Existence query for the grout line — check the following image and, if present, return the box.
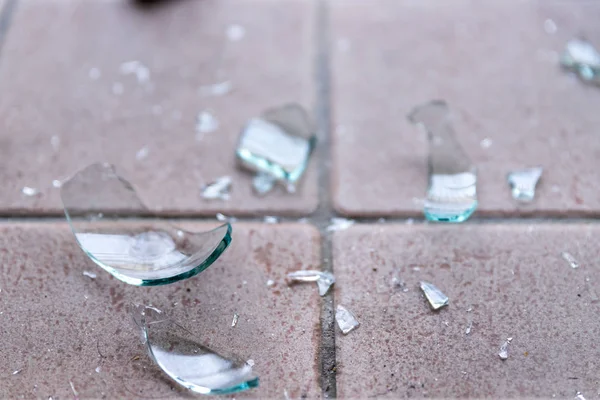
[0,0,17,58]
[313,0,337,397]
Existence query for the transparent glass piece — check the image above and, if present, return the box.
[561,251,579,269]
[408,100,477,222]
[131,305,258,395]
[419,281,449,310]
[60,163,232,286]
[560,38,600,85]
[326,217,355,232]
[498,337,512,360]
[575,392,586,400]
[201,176,232,201]
[507,167,543,202]
[335,305,360,334]
[236,103,316,191]
[252,172,276,196]
[287,270,335,296]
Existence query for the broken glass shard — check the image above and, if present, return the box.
[561,38,600,84]
[199,81,232,97]
[561,251,579,269]
[507,167,543,202]
[408,100,477,222]
[22,186,39,197]
[196,111,219,137]
[201,176,232,201]
[287,270,335,296]
[575,392,586,400]
[236,104,316,194]
[131,304,258,395]
[499,338,512,360]
[231,313,239,327]
[252,172,276,196]
[326,218,355,232]
[419,281,449,310]
[60,163,232,286]
[335,305,359,334]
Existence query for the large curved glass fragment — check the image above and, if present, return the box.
[60,163,232,286]
[236,103,317,195]
[560,38,600,85]
[131,305,259,395]
[408,100,477,222]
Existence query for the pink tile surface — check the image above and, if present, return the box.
[333,223,600,398]
[0,0,317,216]
[0,222,322,398]
[331,0,600,217]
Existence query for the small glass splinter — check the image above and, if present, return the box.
[507,167,543,202]
[560,38,600,85]
[287,270,335,296]
[498,337,512,360]
[60,163,232,286]
[236,103,317,195]
[131,304,258,395]
[420,281,449,310]
[408,100,477,222]
[335,305,360,334]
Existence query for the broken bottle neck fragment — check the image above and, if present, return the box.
[408,100,477,222]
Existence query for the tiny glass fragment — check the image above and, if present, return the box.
[201,176,232,201]
[287,270,335,296]
[52,180,62,188]
[408,100,477,222]
[507,167,543,202]
[465,321,473,335]
[575,391,586,400]
[419,281,449,310]
[335,305,360,334]
[252,172,276,196]
[561,251,579,269]
[135,146,149,161]
[82,271,97,279]
[499,338,512,360]
[196,111,219,136]
[199,81,232,97]
[60,163,232,286]
[236,104,316,194]
[561,39,600,85]
[22,186,39,197]
[119,60,150,84]
[131,304,258,395]
[231,313,239,327]
[326,218,355,232]
[263,216,278,224]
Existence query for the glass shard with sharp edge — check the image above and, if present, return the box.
[287,270,335,296]
[561,251,579,269]
[236,103,316,194]
[507,167,543,202]
[560,38,600,85]
[335,305,360,334]
[408,100,477,222]
[498,337,512,360]
[60,163,232,286]
[419,281,449,310]
[201,176,232,201]
[131,304,258,395]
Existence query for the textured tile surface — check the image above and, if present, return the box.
[0,0,317,216]
[0,222,321,398]
[331,0,600,217]
[333,223,600,398]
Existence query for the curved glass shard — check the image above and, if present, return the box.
[507,167,543,202]
[419,281,449,310]
[287,270,335,296]
[335,305,360,334]
[408,101,477,222]
[131,305,259,395]
[236,103,316,195]
[60,163,232,286]
[560,38,600,85]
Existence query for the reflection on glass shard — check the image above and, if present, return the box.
[465,321,473,335]
[201,176,232,201]
[22,186,39,197]
[499,337,512,360]
[287,270,335,296]
[60,163,232,286]
[82,271,97,279]
[561,39,600,84]
[575,391,586,400]
[131,305,258,395]
[252,172,276,196]
[231,313,239,328]
[561,251,579,269]
[236,104,316,194]
[335,305,360,334]
[408,101,477,222]
[507,167,543,202]
[419,281,449,310]
[326,218,355,232]
[52,180,62,188]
